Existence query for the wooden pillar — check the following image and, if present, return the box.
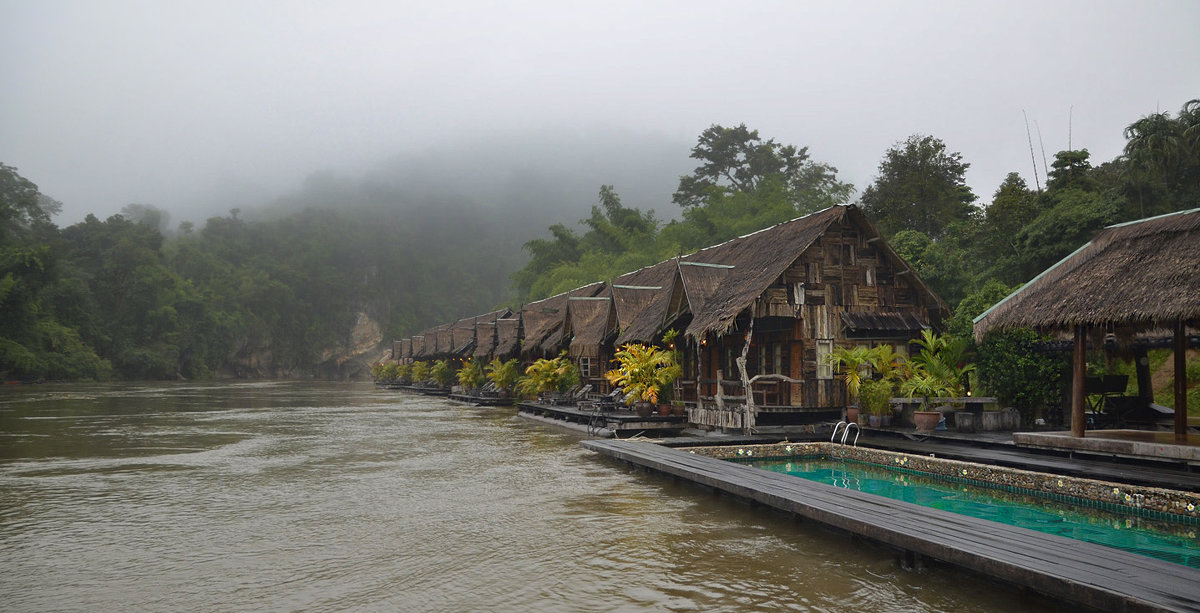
[1071,324,1087,437]
[1175,319,1188,444]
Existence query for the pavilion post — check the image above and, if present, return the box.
[1071,324,1087,437]
[1175,319,1188,443]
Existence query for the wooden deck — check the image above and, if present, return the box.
[518,402,686,437]
[583,439,1200,613]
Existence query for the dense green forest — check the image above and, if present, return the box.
[2,100,1197,382]
[0,176,528,380]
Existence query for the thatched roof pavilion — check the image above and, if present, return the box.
[974,207,1200,440]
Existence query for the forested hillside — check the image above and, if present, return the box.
[2,100,1196,381]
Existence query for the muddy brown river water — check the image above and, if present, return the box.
[0,382,1056,612]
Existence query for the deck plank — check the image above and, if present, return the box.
[583,439,1200,613]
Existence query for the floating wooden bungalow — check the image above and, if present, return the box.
[677,205,948,429]
[564,295,615,390]
[974,207,1200,442]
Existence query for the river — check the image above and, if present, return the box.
[0,381,1054,612]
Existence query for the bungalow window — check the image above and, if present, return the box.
[578,356,593,378]
[817,339,833,379]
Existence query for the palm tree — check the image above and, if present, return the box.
[1123,111,1185,217]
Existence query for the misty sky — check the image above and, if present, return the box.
[2,0,1198,225]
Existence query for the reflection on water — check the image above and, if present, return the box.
[0,382,1055,612]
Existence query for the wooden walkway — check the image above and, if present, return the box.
[583,439,1200,613]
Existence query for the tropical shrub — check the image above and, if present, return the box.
[976,328,1066,426]
[430,359,455,388]
[515,353,579,398]
[859,378,893,416]
[457,358,485,390]
[485,358,520,393]
[396,361,413,384]
[908,330,975,398]
[410,361,430,385]
[604,343,682,405]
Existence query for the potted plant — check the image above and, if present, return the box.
[900,331,976,431]
[900,370,951,432]
[604,343,682,418]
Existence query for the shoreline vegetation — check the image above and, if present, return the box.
[3,102,1198,416]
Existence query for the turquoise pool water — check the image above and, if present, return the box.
[745,457,1200,568]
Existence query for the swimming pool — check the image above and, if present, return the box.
[743,456,1199,569]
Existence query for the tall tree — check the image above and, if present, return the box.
[672,124,853,215]
[860,134,978,238]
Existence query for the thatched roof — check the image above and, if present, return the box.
[520,293,570,356]
[677,261,733,316]
[680,207,843,339]
[520,282,605,355]
[566,297,614,357]
[680,205,946,340]
[473,321,496,358]
[452,317,477,355]
[401,338,412,360]
[974,207,1200,341]
[411,335,427,358]
[494,317,521,358]
[611,259,677,346]
[435,324,454,357]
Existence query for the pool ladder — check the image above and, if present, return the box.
[830,421,860,446]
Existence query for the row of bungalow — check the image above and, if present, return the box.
[389,205,949,428]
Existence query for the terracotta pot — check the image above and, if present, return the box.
[845,406,859,424]
[635,402,653,418]
[672,404,686,416]
[913,410,941,433]
[658,404,671,416]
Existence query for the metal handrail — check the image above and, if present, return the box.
[841,422,860,447]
